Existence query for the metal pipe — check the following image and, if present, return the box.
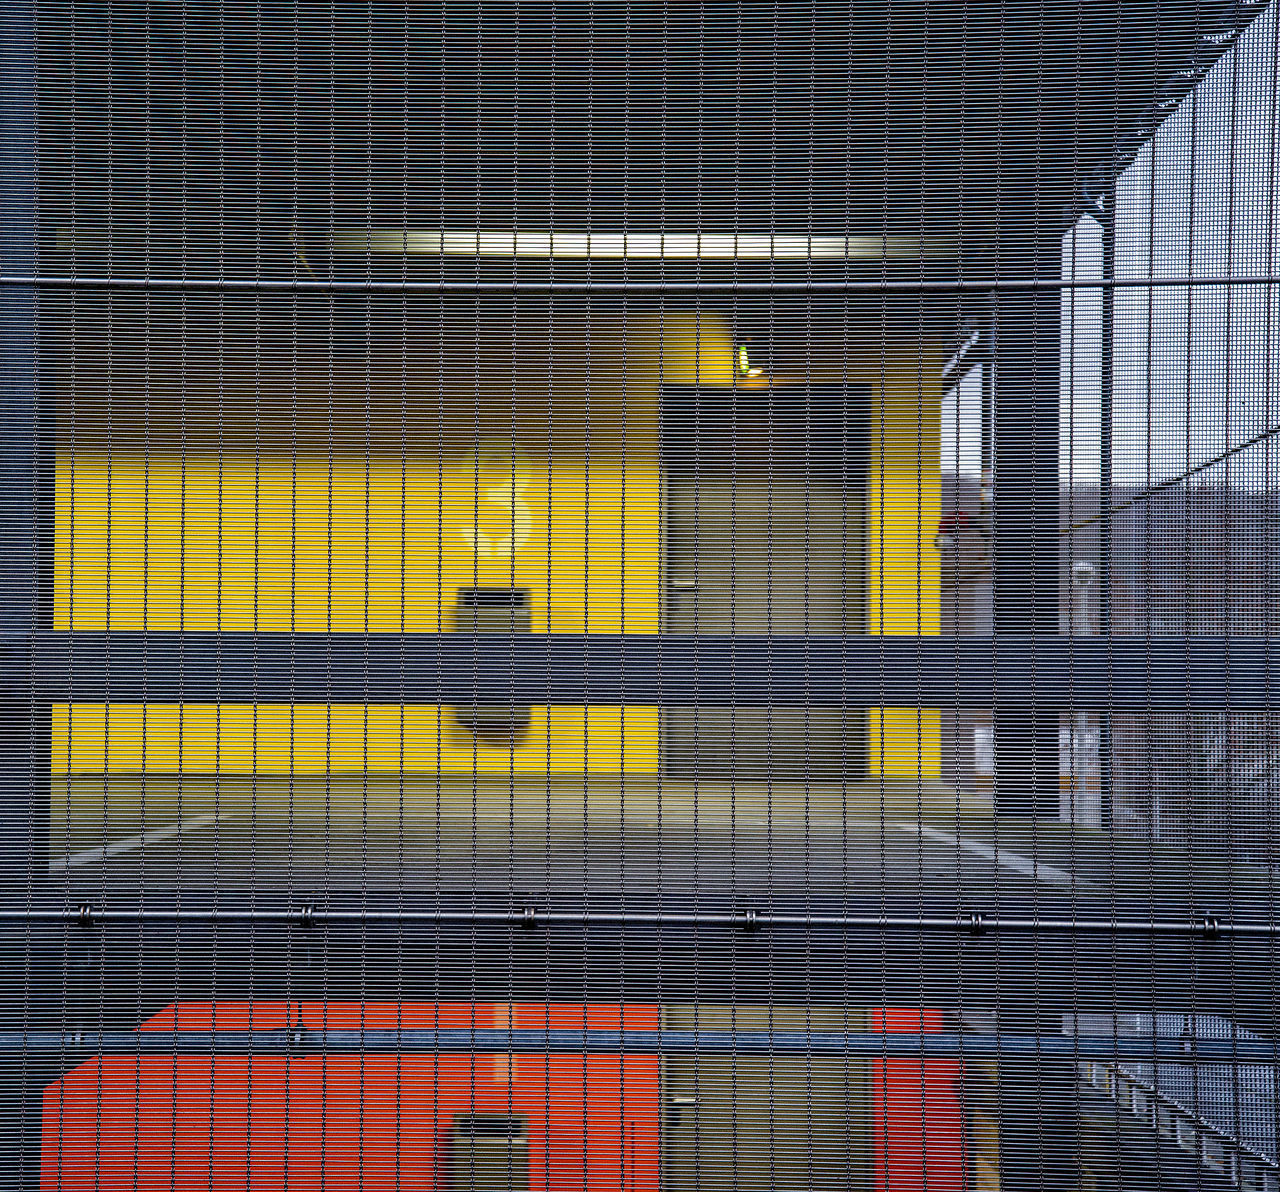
[0,905,1267,937]
[2,1029,1277,1064]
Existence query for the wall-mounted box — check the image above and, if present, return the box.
[453,587,532,739]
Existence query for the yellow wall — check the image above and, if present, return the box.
[54,704,656,775]
[54,452,662,774]
[55,453,659,635]
[868,354,942,780]
[789,341,942,780]
[53,309,729,776]
[54,309,941,780]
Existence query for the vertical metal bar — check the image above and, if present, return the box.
[1098,199,1116,832]
[991,212,1080,1181]
[1,0,48,1186]
[0,0,46,881]
[992,234,1062,820]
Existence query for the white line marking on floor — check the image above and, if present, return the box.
[50,813,222,872]
[894,822,1091,889]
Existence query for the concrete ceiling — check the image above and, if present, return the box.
[38,0,1245,268]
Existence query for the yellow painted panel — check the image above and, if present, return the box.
[52,703,660,775]
[54,450,662,774]
[653,310,737,387]
[867,708,942,780]
[866,463,942,637]
[50,310,738,777]
[55,454,661,635]
[861,352,942,780]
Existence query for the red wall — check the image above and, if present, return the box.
[42,1002,661,1192]
[43,1002,967,1192]
[871,1009,967,1192]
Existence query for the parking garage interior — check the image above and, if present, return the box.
[7,0,1280,1188]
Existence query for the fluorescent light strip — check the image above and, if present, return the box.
[333,230,950,260]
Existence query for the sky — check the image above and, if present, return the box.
[1059,0,1280,491]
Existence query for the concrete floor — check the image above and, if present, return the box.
[20,770,1280,1062]
[45,773,1266,919]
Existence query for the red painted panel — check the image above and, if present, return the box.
[43,1002,966,1192]
[42,1003,661,1192]
[869,1009,967,1192]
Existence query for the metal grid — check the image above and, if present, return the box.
[3,0,1280,1189]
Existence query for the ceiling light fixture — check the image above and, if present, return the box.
[332,230,952,261]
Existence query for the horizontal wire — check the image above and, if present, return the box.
[1,1029,1276,1064]
[6,272,1280,294]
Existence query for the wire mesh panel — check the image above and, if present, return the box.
[5,0,1280,1190]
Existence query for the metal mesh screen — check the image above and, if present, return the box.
[5,0,1280,1188]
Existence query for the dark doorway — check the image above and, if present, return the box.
[661,386,869,781]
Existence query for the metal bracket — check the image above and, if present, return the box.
[962,911,988,934]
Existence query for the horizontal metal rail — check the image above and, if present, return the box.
[4,632,1280,710]
[4,1029,1278,1063]
[0,906,1271,938]
[6,273,1280,295]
